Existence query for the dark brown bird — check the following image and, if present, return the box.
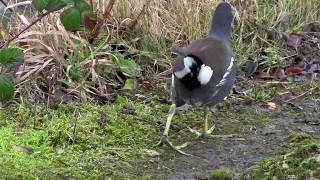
[157,2,236,156]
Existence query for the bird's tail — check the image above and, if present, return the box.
[208,2,233,45]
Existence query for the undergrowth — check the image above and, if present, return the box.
[0,0,319,102]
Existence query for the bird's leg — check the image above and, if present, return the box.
[157,103,192,156]
[203,106,216,135]
[189,107,240,140]
[188,107,215,138]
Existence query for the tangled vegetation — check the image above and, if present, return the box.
[0,0,319,179]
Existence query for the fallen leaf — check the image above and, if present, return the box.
[267,102,276,110]
[296,55,306,69]
[283,32,302,50]
[282,162,289,169]
[277,11,293,24]
[273,68,286,80]
[138,80,152,92]
[286,66,303,74]
[304,22,320,32]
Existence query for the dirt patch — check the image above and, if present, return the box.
[148,103,320,179]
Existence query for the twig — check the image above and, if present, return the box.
[128,0,151,30]
[285,87,316,102]
[0,11,50,49]
[89,0,116,43]
[103,0,116,19]
[4,1,32,11]
[0,0,13,13]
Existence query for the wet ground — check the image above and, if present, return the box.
[146,97,320,179]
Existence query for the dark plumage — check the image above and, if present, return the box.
[158,2,236,156]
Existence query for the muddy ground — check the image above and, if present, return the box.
[144,96,320,179]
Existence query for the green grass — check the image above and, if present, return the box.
[241,132,320,179]
[1,0,320,179]
[211,169,233,180]
[0,97,164,179]
[0,91,287,178]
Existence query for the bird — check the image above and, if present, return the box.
[157,2,236,156]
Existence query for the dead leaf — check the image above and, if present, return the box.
[267,102,276,110]
[138,80,152,92]
[283,32,302,50]
[296,55,306,69]
[304,22,320,32]
[273,68,286,80]
[286,66,303,74]
[277,11,293,24]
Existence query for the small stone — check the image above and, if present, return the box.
[144,149,160,157]
[13,145,33,154]
[287,175,296,180]
[267,102,276,110]
[282,162,289,168]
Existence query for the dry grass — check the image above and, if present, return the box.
[1,0,319,103]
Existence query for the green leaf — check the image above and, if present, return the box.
[0,48,24,65]
[123,79,137,90]
[75,0,92,12]
[61,0,75,3]
[113,54,141,77]
[75,0,97,29]
[0,75,15,101]
[45,0,66,12]
[82,11,97,29]
[60,7,81,31]
[32,0,48,11]
[115,96,128,104]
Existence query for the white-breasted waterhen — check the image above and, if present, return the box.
[157,2,236,156]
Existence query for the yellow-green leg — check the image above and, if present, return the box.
[189,107,215,137]
[188,107,239,139]
[157,104,192,156]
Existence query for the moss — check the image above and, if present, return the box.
[314,169,320,177]
[236,107,274,127]
[210,169,233,180]
[287,132,312,143]
[300,158,318,170]
[291,143,319,159]
[0,98,166,179]
[243,132,320,179]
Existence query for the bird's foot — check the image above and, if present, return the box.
[156,135,192,156]
[188,126,240,139]
[188,125,215,138]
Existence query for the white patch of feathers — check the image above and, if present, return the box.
[174,56,234,87]
[216,57,234,87]
[197,64,213,85]
[174,56,195,79]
